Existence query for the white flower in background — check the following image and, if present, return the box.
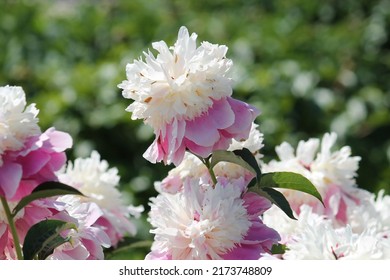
[262,132,361,224]
[0,86,40,166]
[57,151,143,246]
[282,206,390,260]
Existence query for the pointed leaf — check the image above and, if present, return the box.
[23,219,76,260]
[260,172,323,205]
[12,181,83,217]
[210,148,261,180]
[249,186,296,220]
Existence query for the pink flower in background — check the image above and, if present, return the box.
[146,177,279,260]
[119,26,259,165]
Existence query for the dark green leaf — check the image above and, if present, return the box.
[12,181,83,217]
[23,219,76,260]
[249,186,296,220]
[210,148,261,180]
[260,172,323,205]
[271,243,288,255]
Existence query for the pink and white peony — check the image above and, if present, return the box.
[118,26,259,165]
[146,177,280,260]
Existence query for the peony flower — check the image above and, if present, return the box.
[118,26,259,165]
[146,177,280,260]
[261,132,361,225]
[47,196,111,260]
[57,151,144,247]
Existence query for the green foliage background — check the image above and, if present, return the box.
[1,0,389,259]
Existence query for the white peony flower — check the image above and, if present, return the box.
[0,86,40,166]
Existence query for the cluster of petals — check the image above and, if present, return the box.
[147,177,280,260]
[261,132,361,224]
[263,204,390,259]
[119,26,259,165]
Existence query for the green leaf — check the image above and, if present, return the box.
[23,219,76,260]
[249,186,296,220]
[210,148,261,180]
[271,243,288,255]
[260,172,323,205]
[12,181,83,217]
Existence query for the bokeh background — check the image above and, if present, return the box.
[1,0,389,259]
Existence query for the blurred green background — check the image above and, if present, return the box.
[1,0,389,259]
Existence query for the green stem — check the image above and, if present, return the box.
[0,196,23,260]
[203,157,218,186]
[191,152,218,186]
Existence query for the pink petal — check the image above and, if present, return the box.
[207,98,235,129]
[185,115,220,146]
[225,97,260,139]
[183,138,213,157]
[18,150,50,177]
[0,162,22,198]
[243,192,272,216]
[43,128,73,152]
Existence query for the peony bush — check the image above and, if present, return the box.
[1,26,389,260]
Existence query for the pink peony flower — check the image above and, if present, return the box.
[0,128,72,200]
[146,177,280,260]
[119,26,259,165]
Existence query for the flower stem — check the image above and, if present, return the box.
[0,195,23,260]
[203,157,218,186]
